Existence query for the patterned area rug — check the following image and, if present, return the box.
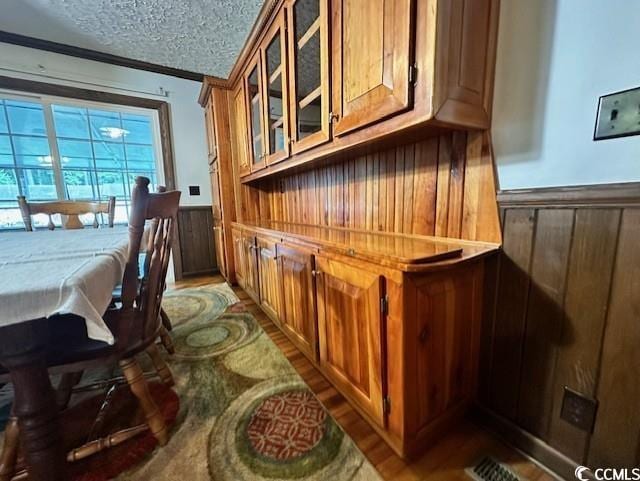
[0,283,383,481]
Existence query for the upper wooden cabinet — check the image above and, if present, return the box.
[262,11,290,165]
[245,53,267,172]
[331,0,414,136]
[224,0,499,182]
[231,83,251,177]
[287,0,331,154]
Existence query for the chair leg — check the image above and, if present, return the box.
[0,413,19,481]
[160,308,172,332]
[119,357,168,446]
[158,325,175,355]
[146,343,174,387]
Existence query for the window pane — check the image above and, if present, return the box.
[12,136,50,157]
[96,171,127,198]
[0,96,161,228]
[0,169,18,200]
[0,104,8,134]
[93,142,125,161]
[62,170,96,199]
[89,110,123,140]
[125,144,154,161]
[121,118,152,144]
[17,168,57,200]
[60,156,93,169]
[58,139,93,158]
[5,101,47,136]
[0,135,11,155]
[52,105,90,139]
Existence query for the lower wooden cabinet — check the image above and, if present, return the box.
[257,236,281,322]
[315,255,386,427]
[232,222,491,459]
[277,243,318,362]
[231,228,245,288]
[213,222,227,279]
[242,233,259,301]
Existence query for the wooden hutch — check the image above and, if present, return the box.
[198,0,502,459]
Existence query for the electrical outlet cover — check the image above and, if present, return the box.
[594,86,640,140]
[560,387,598,432]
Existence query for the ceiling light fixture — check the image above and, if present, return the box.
[100,127,130,139]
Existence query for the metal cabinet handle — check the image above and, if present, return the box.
[311,269,322,277]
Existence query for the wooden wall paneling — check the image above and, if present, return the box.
[435,134,452,237]
[177,207,217,277]
[588,208,640,468]
[482,185,640,474]
[446,131,467,239]
[393,146,405,233]
[402,144,416,233]
[516,209,574,438]
[411,139,438,236]
[242,132,501,243]
[489,208,536,419]
[461,131,501,244]
[547,208,621,462]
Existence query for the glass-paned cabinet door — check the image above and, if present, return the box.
[262,11,290,165]
[245,53,266,171]
[287,0,330,154]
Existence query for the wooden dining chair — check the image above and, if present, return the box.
[17,196,116,231]
[0,177,180,479]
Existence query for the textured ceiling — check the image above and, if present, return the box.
[0,0,266,77]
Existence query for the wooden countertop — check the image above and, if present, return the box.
[232,221,500,272]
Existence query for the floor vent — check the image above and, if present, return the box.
[466,456,523,481]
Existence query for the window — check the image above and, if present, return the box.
[0,94,163,229]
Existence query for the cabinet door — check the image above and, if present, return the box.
[232,228,245,287]
[245,53,267,171]
[257,237,282,322]
[231,84,251,177]
[204,95,218,163]
[287,0,330,154]
[213,222,227,280]
[277,243,318,361]
[210,162,227,279]
[315,256,386,426]
[262,11,290,165]
[243,233,260,300]
[332,0,414,136]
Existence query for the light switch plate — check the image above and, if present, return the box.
[594,86,640,140]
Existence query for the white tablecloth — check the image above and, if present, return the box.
[0,228,131,345]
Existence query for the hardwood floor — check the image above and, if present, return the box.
[170,275,559,481]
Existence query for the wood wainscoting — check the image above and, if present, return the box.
[477,182,640,478]
[174,206,217,279]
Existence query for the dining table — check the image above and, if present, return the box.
[0,226,132,481]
